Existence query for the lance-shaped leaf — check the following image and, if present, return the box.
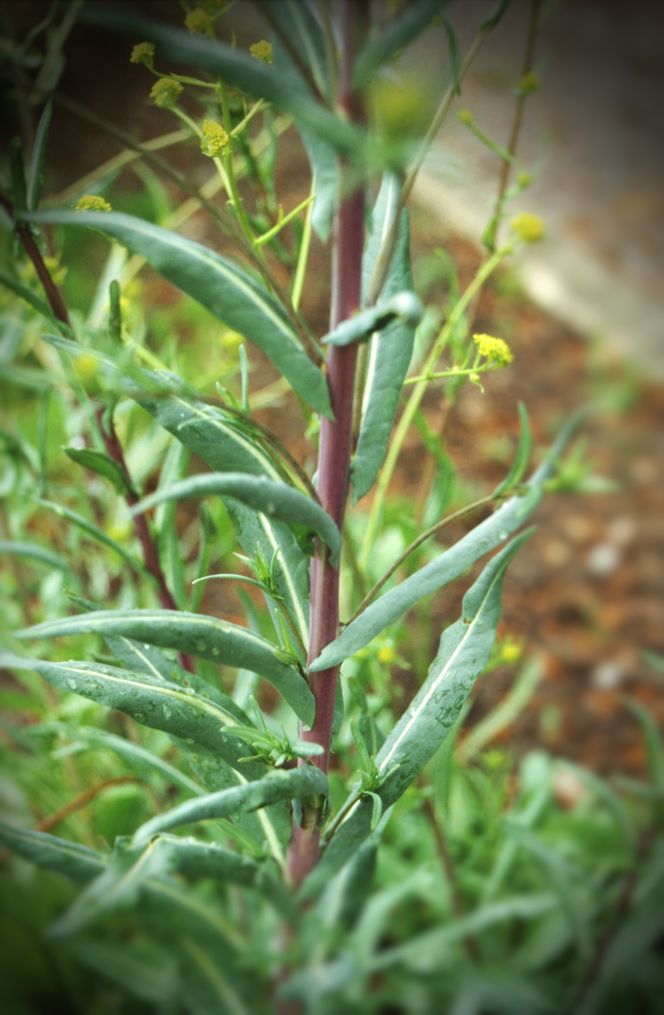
[265,10,337,239]
[0,822,104,885]
[492,402,532,498]
[64,446,132,494]
[51,833,291,939]
[41,722,204,797]
[0,824,246,950]
[78,7,363,157]
[352,0,446,88]
[351,175,417,502]
[132,472,341,565]
[17,609,313,724]
[0,539,66,570]
[134,766,328,846]
[27,99,53,210]
[138,394,310,641]
[323,291,422,348]
[2,654,264,775]
[314,415,582,669]
[375,531,532,800]
[302,535,528,898]
[26,209,331,416]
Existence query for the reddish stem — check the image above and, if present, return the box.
[287,1,366,888]
[2,190,191,669]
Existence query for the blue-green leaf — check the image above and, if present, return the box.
[2,653,263,774]
[64,446,132,494]
[17,609,314,723]
[351,174,417,502]
[493,402,532,497]
[315,415,582,669]
[132,472,340,565]
[0,822,103,884]
[27,99,53,210]
[0,269,54,320]
[139,394,310,642]
[0,539,67,570]
[26,209,331,416]
[352,0,445,88]
[133,766,328,845]
[323,291,422,348]
[304,534,530,896]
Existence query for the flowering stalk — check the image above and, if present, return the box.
[286,0,366,888]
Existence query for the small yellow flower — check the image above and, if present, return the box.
[516,71,540,96]
[130,41,155,67]
[185,8,214,34]
[74,352,100,386]
[201,119,230,157]
[473,333,514,366]
[500,637,523,664]
[106,521,132,544]
[457,108,474,126]
[74,194,112,212]
[377,645,396,665]
[511,211,544,243]
[150,77,183,109]
[249,40,273,64]
[220,327,244,351]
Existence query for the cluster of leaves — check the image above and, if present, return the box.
[1,2,662,1013]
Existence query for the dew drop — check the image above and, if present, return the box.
[162,704,172,720]
[66,678,77,691]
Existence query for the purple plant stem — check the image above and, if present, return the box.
[287,1,366,888]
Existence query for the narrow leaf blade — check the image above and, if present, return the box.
[17,610,314,723]
[352,174,418,502]
[133,472,340,565]
[26,209,331,416]
[315,415,583,668]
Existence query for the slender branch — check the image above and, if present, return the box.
[487,0,541,250]
[0,190,70,326]
[287,0,367,889]
[55,94,322,364]
[3,191,191,668]
[350,494,494,622]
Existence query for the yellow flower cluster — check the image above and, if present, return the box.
[150,77,183,109]
[473,333,514,366]
[74,194,112,212]
[130,41,155,67]
[457,108,474,126]
[200,119,230,157]
[249,40,273,64]
[511,212,544,243]
[185,8,214,34]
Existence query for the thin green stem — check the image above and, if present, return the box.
[291,194,314,311]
